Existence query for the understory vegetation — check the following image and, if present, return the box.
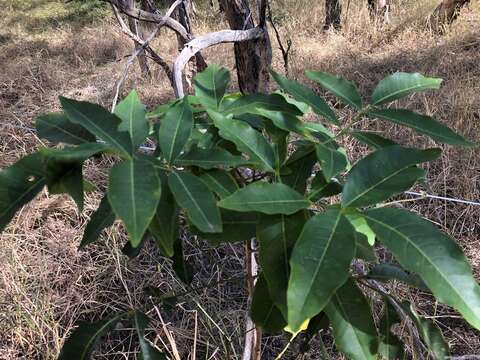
[0,0,479,359]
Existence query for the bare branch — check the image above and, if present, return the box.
[172,27,265,97]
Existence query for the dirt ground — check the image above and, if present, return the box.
[0,0,479,359]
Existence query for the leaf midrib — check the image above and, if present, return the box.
[167,105,187,163]
[373,83,439,105]
[0,178,45,219]
[45,121,91,143]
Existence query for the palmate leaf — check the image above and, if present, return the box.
[401,301,449,359]
[0,152,46,232]
[257,211,309,317]
[251,274,287,334]
[175,146,247,170]
[368,109,474,147]
[370,72,442,106]
[133,311,167,360]
[305,71,362,110]
[108,158,161,247]
[208,110,276,172]
[378,299,404,360]
[114,90,149,150]
[287,207,356,332]
[80,194,116,248]
[365,207,480,330]
[59,97,132,157]
[342,146,441,208]
[58,312,127,360]
[193,64,230,110]
[36,112,96,145]
[325,278,378,360]
[168,171,222,233]
[271,71,339,125]
[158,99,193,164]
[218,182,311,215]
[149,170,178,257]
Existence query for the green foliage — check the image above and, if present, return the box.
[1,65,478,359]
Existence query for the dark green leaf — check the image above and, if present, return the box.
[251,274,287,334]
[158,99,193,163]
[149,170,179,258]
[271,71,339,125]
[287,207,356,332]
[368,109,474,146]
[81,195,115,248]
[257,211,308,317]
[368,263,428,291]
[46,160,84,212]
[344,209,376,246]
[355,232,377,262]
[350,131,396,150]
[199,170,239,199]
[114,90,149,149]
[218,182,311,215]
[122,236,145,259]
[325,278,378,360]
[316,143,348,181]
[146,99,178,119]
[365,208,480,330]
[281,149,317,194]
[209,110,275,172]
[223,93,302,117]
[371,72,442,106]
[305,71,362,110]
[175,146,247,169]
[401,301,449,359]
[308,171,342,202]
[108,158,161,247]
[0,153,46,232]
[36,112,96,145]
[378,299,404,360]
[342,146,441,207]
[193,64,230,110]
[59,97,132,157]
[40,143,110,162]
[58,313,126,360]
[168,171,222,233]
[133,311,166,360]
[172,239,193,284]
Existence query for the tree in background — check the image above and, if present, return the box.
[430,0,471,33]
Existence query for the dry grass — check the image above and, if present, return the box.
[0,0,480,359]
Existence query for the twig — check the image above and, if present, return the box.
[267,2,292,76]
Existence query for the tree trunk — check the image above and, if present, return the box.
[219,0,272,94]
[127,0,151,78]
[324,0,342,30]
[430,0,470,33]
[368,0,390,23]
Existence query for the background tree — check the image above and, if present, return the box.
[324,0,342,30]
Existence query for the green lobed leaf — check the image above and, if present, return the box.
[308,171,343,202]
[316,143,348,181]
[350,131,396,150]
[0,152,46,232]
[218,182,311,215]
[325,278,379,360]
[175,145,247,170]
[59,97,132,157]
[271,70,339,125]
[199,170,239,199]
[401,301,449,359]
[80,194,116,248]
[305,71,362,110]
[193,64,230,110]
[365,207,480,330]
[158,99,194,164]
[114,90,149,149]
[108,158,161,247]
[58,313,126,360]
[209,110,275,172]
[36,112,96,145]
[149,170,178,257]
[342,146,441,208]
[368,109,474,147]
[168,171,222,233]
[287,207,356,332]
[371,72,443,106]
[368,263,428,291]
[133,311,167,360]
[378,299,405,360]
[257,211,309,317]
[251,274,287,334]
